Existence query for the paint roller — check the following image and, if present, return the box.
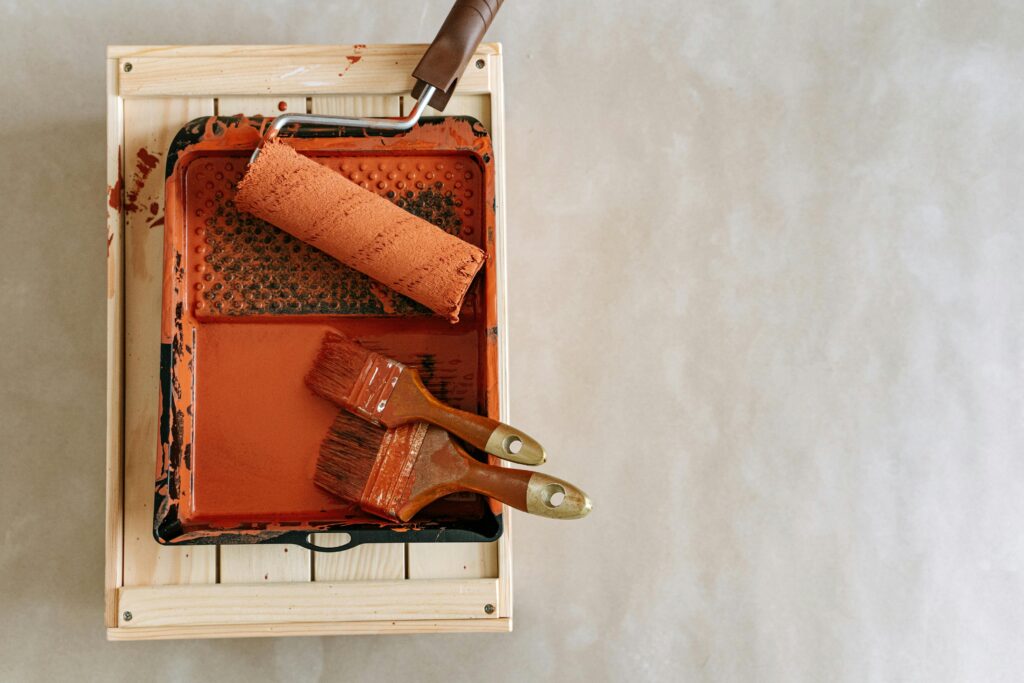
[236,1,503,322]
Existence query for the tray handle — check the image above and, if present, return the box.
[292,533,359,553]
[412,0,503,111]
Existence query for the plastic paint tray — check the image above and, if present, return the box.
[154,116,502,552]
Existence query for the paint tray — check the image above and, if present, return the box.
[155,116,502,551]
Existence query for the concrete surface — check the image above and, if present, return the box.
[2,0,1023,680]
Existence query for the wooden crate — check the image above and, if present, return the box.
[105,45,512,640]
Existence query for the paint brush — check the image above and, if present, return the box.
[315,412,591,523]
[306,331,546,466]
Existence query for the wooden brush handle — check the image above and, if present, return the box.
[419,400,546,466]
[459,462,592,520]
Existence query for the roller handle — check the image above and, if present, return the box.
[412,0,504,111]
[459,462,592,520]
[411,374,546,466]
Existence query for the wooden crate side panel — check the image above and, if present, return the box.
[117,579,499,628]
[489,55,514,619]
[105,58,126,627]
[122,97,217,587]
[117,49,494,97]
[108,44,501,59]
[107,618,511,641]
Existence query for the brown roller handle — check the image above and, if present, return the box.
[459,462,592,520]
[412,0,504,111]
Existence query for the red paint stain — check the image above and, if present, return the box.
[137,147,159,174]
[124,147,162,215]
[107,178,123,211]
[108,146,124,211]
[338,54,363,77]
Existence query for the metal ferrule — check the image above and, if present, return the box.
[249,85,437,164]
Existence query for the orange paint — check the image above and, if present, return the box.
[189,320,481,523]
[157,116,501,538]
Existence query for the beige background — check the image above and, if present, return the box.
[3,0,1023,680]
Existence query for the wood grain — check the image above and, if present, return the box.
[105,58,125,627]
[107,618,511,641]
[489,54,514,619]
[117,579,499,628]
[107,44,501,59]
[116,44,496,97]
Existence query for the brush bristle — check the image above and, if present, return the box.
[314,411,387,503]
[305,332,374,406]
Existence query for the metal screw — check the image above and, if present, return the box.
[475,59,485,69]
[122,611,133,622]
[123,63,133,73]
[484,603,495,614]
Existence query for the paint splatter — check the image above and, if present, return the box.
[107,178,123,211]
[338,49,364,77]
[108,147,124,211]
[137,147,159,174]
[124,147,163,214]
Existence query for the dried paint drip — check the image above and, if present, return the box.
[185,154,482,317]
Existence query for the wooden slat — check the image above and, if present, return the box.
[122,97,218,586]
[407,91,502,583]
[117,579,499,628]
[217,544,311,584]
[213,95,314,585]
[108,44,501,59]
[309,94,399,118]
[305,93,409,583]
[407,542,499,579]
[117,47,494,97]
[105,58,125,627]
[108,618,511,641]
[489,54,514,620]
[313,541,405,581]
